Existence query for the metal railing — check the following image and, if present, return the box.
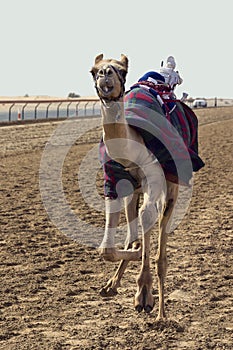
[1,96,232,124]
[0,97,100,123]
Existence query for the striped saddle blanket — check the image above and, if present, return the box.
[99,83,205,199]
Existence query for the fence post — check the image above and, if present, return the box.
[84,102,89,116]
[9,103,15,122]
[92,101,98,115]
[67,102,72,118]
[46,103,52,119]
[22,103,28,120]
[76,102,80,116]
[57,102,63,118]
[35,103,40,119]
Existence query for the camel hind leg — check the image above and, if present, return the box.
[134,166,167,313]
[134,199,157,313]
[156,181,178,320]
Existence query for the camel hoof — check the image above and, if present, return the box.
[144,305,153,313]
[99,287,118,297]
[132,240,141,250]
[135,304,143,313]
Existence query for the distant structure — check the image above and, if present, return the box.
[68,92,80,98]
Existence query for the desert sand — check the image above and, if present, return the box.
[0,106,232,349]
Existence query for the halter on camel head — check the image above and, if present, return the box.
[90,54,128,103]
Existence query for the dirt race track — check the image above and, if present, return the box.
[0,107,233,350]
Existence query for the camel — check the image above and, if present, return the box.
[90,54,204,319]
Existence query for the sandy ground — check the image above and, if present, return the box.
[0,107,233,349]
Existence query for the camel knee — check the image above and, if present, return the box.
[164,198,175,217]
[139,201,158,233]
[99,248,118,262]
[99,246,141,262]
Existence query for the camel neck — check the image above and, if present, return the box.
[101,98,128,140]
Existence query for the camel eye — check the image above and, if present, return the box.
[97,67,113,77]
[98,69,104,76]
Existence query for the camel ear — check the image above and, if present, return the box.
[90,67,97,78]
[120,54,128,71]
[94,54,104,65]
[90,54,104,78]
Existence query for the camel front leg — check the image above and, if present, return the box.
[100,193,141,297]
[156,181,178,320]
[100,240,140,297]
[99,197,141,262]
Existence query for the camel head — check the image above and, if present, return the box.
[90,54,128,101]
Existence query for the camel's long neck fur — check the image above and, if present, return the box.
[101,97,133,167]
[101,98,127,140]
[100,97,150,170]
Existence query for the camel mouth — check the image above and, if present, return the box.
[99,84,114,96]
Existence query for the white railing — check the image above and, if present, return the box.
[0,97,100,122]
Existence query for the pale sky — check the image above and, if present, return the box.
[1,0,232,99]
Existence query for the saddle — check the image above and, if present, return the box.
[99,82,205,199]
